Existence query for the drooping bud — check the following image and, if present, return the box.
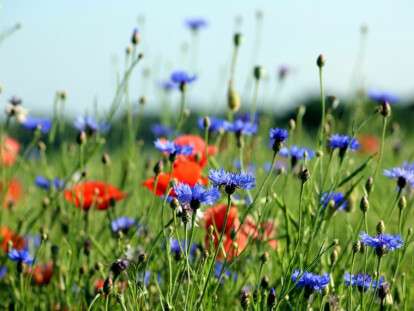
[260,276,269,290]
[260,252,269,264]
[110,259,129,278]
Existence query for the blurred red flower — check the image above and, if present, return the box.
[143,158,207,196]
[28,262,54,285]
[2,179,22,208]
[358,134,380,154]
[64,181,126,210]
[0,137,20,167]
[240,216,278,249]
[0,226,26,253]
[174,135,217,167]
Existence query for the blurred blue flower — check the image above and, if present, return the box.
[174,183,220,210]
[228,119,257,136]
[368,90,399,104]
[151,124,173,138]
[154,139,193,156]
[214,261,237,283]
[35,176,65,191]
[328,134,360,151]
[235,112,259,125]
[170,71,197,85]
[360,232,403,252]
[198,117,230,133]
[208,169,256,193]
[291,270,330,292]
[8,249,34,265]
[280,145,314,160]
[263,161,287,173]
[320,192,347,210]
[21,117,52,134]
[111,217,136,234]
[344,273,384,291]
[74,116,110,134]
[0,266,7,280]
[185,18,208,31]
[233,160,256,174]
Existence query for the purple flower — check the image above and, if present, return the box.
[214,261,238,283]
[154,139,193,156]
[291,270,330,292]
[235,112,259,125]
[328,134,360,152]
[270,128,289,145]
[384,164,414,189]
[320,192,347,211]
[228,119,258,136]
[151,124,173,138]
[208,169,256,194]
[185,18,208,31]
[368,90,399,104]
[170,71,197,85]
[8,249,34,265]
[280,145,314,167]
[360,232,403,252]
[74,116,110,134]
[35,176,65,191]
[111,217,136,234]
[344,273,384,291]
[21,117,52,134]
[198,117,230,133]
[174,183,220,210]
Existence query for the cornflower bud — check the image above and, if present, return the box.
[376,220,385,235]
[360,196,369,213]
[352,241,361,253]
[253,65,264,80]
[365,176,374,194]
[233,33,243,47]
[379,101,391,118]
[398,195,406,211]
[316,54,325,67]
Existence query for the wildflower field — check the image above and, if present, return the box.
[1,12,414,311]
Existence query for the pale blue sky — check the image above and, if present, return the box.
[0,0,413,115]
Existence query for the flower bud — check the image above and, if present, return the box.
[379,101,391,118]
[260,252,269,264]
[131,28,140,45]
[110,259,129,278]
[365,176,373,194]
[101,152,111,166]
[202,116,211,129]
[376,220,385,235]
[360,196,369,213]
[253,65,264,80]
[352,241,361,253]
[233,33,243,47]
[240,290,250,310]
[288,118,296,131]
[228,86,241,112]
[316,54,325,67]
[139,96,146,106]
[170,198,179,210]
[398,196,406,211]
[267,288,276,308]
[153,160,163,176]
[299,168,310,183]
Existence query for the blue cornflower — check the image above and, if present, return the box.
[328,134,360,155]
[291,270,330,293]
[208,169,256,194]
[235,112,259,125]
[270,128,289,152]
[280,145,314,167]
[344,273,384,291]
[21,117,52,134]
[185,18,208,31]
[74,116,110,134]
[320,192,348,211]
[0,266,7,279]
[368,90,399,104]
[384,165,414,189]
[174,183,220,210]
[170,70,197,85]
[214,261,238,283]
[198,117,230,133]
[228,119,258,136]
[111,217,136,234]
[154,139,193,156]
[35,176,65,191]
[170,239,198,260]
[8,249,34,265]
[150,123,173,138]
[158,80,177,92]
[360,232,403,254]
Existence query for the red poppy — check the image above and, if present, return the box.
[94,279,105,294]
[358,134,380,154]
[64,181,126,210]
[28,262,54,285]
[0,137,20,167]
[2,179,22,208]
[0,226,26,253]
[143,158,207,196]
[240,216,278,249]
[204,203,248,260]
[174,135,217,167]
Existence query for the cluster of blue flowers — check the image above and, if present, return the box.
[8,249,34,265]
[360,232,403,252]
[174,183,220,210]
[111,216,137,234]
[74,116,110,134]
[35,175,65,191]
[21,117,52,134]
[344,273,384,291]
[208,169,256,194]
[154,139,193,156]
[291,270,330,293]
[328,134,360,152]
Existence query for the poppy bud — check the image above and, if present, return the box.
[253,65,264,80]
[352,241,361,253]
[288,118,296,131]
[365,176,373,194]
[360,196,369,213]
[327,95,340,109]
[58,90,67,100]
[379,101,391,118]
[316,54,325,68]
[376,220,385,235]
[102,153,111,166]
[233,32,243,47]
[40,227,48,241]
[131,28,140,45]
[153,160,163,176]
[228,86,241,112]
[398,196,406,210]
[138,52,144,60]
[138,252,147,264]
